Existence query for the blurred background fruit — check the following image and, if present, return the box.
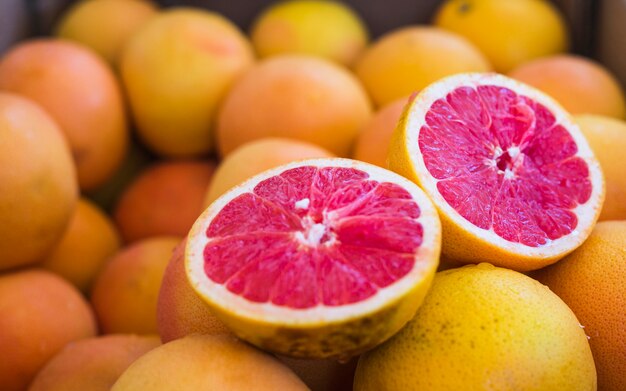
[509,54,626,119]
[352,97,407,167]
[55,0,159,67]
[203,138,335,207]
[434,0,569,72]
[575,115,626,221]
[0,1,624,390]
[113,160,215,243]
[353,26,491,107]
[86,141,154,213]
[91,237,180,334]
[251,0,368,66]
[112,334,310,390]
[40,198,121,293]
[29,334,161,391]
[0,39,128,191]
[0,93,77,271]
[0,270,97,391]
[217,55,371,156]
[533,221,626,391]
[355,264,596,390]
[120,8,254,157]
[157,239,231,343]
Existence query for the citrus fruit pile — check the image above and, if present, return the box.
[0,0,624,390]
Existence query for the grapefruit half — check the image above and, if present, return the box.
[185,158,441,359]
[389,73,604,271]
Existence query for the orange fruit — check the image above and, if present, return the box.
[121,8,254,157]
[216,55,372,157]
[186,158,441,359]
[157,239,231,342]
[86,141,154,212]
[157,239,355,391]
[251,0,368,66]
[112,334,309,390]
[40,198,121,292]
[575,115,626,220]
[0,93,77,271]
[29,334,160,391]
[0,270,97,391]
[204,138,335,208]
[389,73,604,271]
[55,0,158,66]
[354,264,596,390]
[509,55,626,119]
[0,39,128,191]
[114,160,215,243]
[533,221,626,391]
[352,97,407,167]
[353,26,491,107]
[434,0,569,72]
[91,237,181,334]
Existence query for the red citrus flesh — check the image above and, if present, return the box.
[203,166,423,309]
[420,85,592,247]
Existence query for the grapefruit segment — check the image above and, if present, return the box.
[389,73,604,271]
[186,158,441,359]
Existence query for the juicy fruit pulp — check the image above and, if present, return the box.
[187,158,440,358]
[421,84,591,246]
[203,165,423,309]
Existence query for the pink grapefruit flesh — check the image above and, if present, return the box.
[203,165,423,309]
[420,84,591,246]
[186,158,441,358]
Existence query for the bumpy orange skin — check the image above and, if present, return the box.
[91,237,181,334]
[29,334,160,391]
[509,55,626,119]
[355,264,597,390]
[114,160,215,243]
[41,198,121,293]
[121,8,254,157]
[216,55,372,157]
[0,93,78,271]
[112,335,309,390]
[533,221,626,391]
[0,270,97,391]
[204,138,334,208]
[0,39,129,191]
[352,97,407,167]
[55,0,158,66]
[353,27,491,106]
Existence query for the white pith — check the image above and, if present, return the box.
[186,158,441,325]
[403,72,604,257]
[294,216,334,247]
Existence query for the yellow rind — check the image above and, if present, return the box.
[198,262,436,360]
[185,158,441,359]
[388,73,605,271]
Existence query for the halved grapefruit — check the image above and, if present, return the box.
[389,73,604,271]
[185,158,441,359]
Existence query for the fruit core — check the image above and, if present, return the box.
[418,85,592,247]
[202,166,424,309]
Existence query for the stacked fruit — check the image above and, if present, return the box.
[0,0,625,390]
